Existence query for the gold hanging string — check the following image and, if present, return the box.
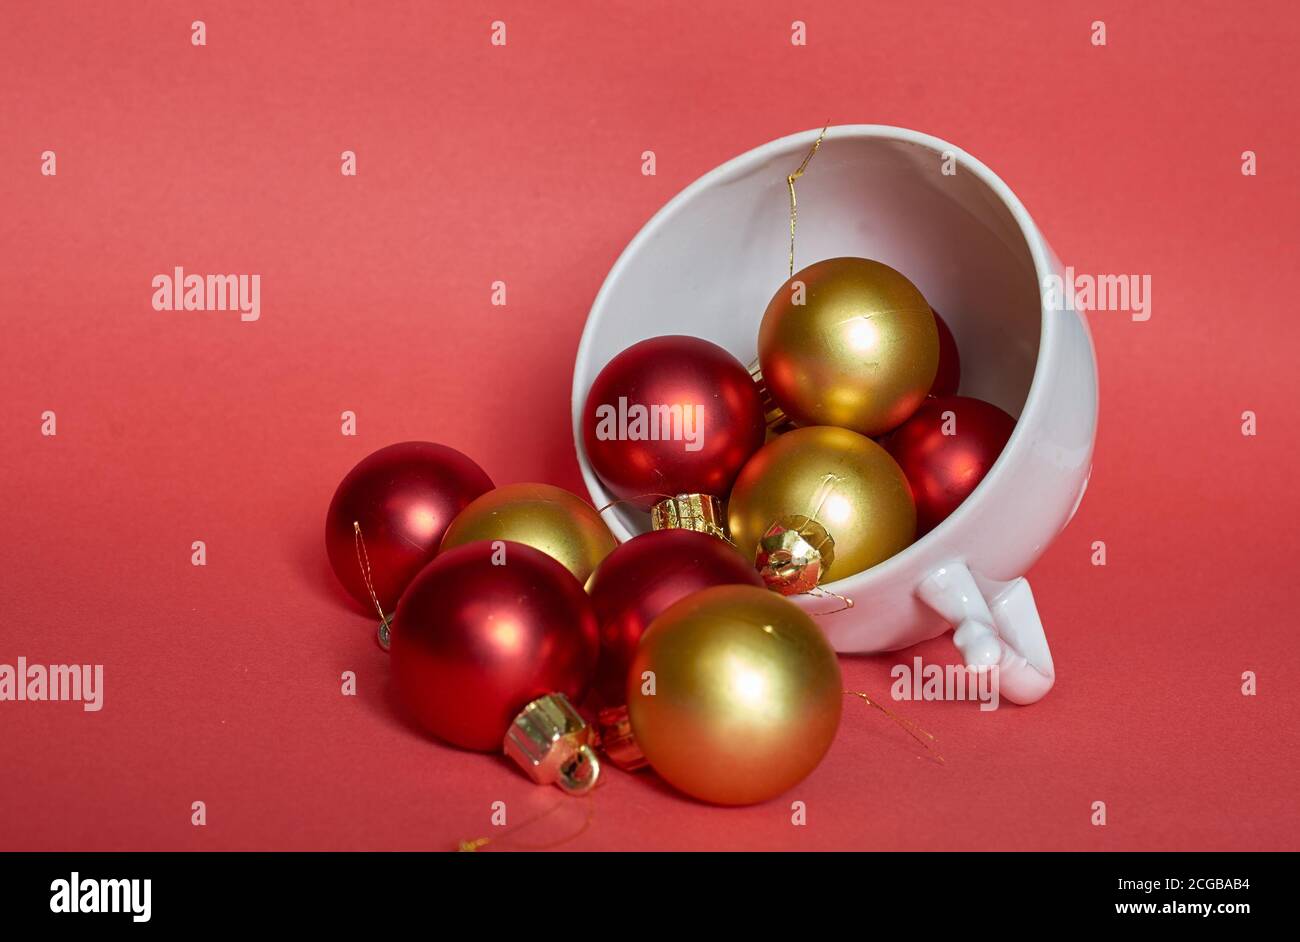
[457,792,596,852]
[353,521,393,635]
[788,122,831,276]
[801,473,839,552]
[774,473,839,556]
[594,493,678,517]
[844,690,944,765]
[808,585,855,615]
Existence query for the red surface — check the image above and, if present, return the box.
[1,1,1297,851]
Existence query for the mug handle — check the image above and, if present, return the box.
[916,563,1055,705]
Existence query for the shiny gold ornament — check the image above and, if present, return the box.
[728,426,915,587]
[758,257,939,436]
[440,483,616,585]
[628,585,842,805]
[649,493,728,541]
[504,693,601,794]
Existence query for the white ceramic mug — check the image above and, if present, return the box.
[571,125,1098,705]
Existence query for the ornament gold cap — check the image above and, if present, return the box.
[504,693,601,794]
[650,493,728,541]
[755,518,835,595]
[593,705,648,771]
[748,360,796,434]
[375,612,394,651]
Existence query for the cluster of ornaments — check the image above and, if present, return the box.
[324,254,1015,808]
[585,255,1015,593]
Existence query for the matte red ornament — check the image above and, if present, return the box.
[930,309,961,398]
[325,442,493,613]
[582,335,766,506]
[391,541,599,752]
[883,395,1015,534]
[586,529,766,707]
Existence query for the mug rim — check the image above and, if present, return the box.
[572,123,1060,588]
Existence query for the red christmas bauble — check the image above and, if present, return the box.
[391,540,599,752]
[930,309,961,398]
[883,395,1015,534]
[586,529,766,707]
[582,336,766,506]
[325,442,493,613]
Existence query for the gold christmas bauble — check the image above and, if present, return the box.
[758,257,939,436]
[727,426,915,590]
[627,585,842,805]
[440,483,616,586]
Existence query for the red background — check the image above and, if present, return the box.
[2,1,1297,851]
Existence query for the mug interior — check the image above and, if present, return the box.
[575,127,1043,545]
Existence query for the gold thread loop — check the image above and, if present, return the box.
[844,690,944,765]
[353,521,394,649]
[457,793,596,852]
[807,585,855,615]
